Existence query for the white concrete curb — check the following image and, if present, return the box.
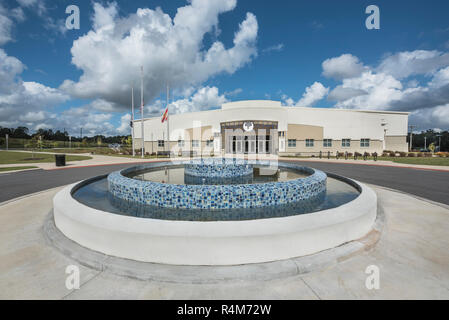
[53,177,377,266]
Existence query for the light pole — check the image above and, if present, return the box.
[381,119,387,151]
[408,125,416,152]
[424,136,427,150]
[131,87,135,157]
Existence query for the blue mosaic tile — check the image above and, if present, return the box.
[107,160,327,210]
[185,158,253,178]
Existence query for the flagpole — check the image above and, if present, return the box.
[166,83,169,154]
[140,66,145,158]
[131,87,135,157]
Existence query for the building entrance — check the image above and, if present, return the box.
[221,121,278,154]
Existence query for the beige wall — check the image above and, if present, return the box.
[385,136,407,152]
[184,126,213,141]
[282,139,383,156]
[287,124,323,140]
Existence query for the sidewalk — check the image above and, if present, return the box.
[1,150,448,172]
[279,156,449,172]
[0,150,164,171]
[1,185,448,299]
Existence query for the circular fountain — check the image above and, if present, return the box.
[52,158,377,265]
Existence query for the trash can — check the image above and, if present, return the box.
[55,154,66,167]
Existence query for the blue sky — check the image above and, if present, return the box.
[1,0,449,136]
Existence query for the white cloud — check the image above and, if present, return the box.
[19,111,47,122]
[146,86,228,116]
[332,71,403,110]
[60,0,258,111]
[328,87,367,101]
[377,50,449,79]
[409,104,449,129]
[429,66,449,88]
[16,0,46,17]
[0,3,14,45]
[0,49,69,128]
[117,113,131,134]
[262,43,283,54]
[144,86,228,117]
[322,50,449,130]
[322,54,366,80]
[284,82,329,107]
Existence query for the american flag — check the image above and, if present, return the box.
[161,107,168,123]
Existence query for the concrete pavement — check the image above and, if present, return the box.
[2,157,449,205]
[0,185,448,299]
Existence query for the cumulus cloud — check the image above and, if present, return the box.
[283,82,329,107]
[409,104,449,130]
[145,86,228,116]
[296,82,329,107]
[0,49,69,129]
[50,104,117,137]
[323,50,449,130]
[117,113,131,134]
[262,43,284,54]
[61,0,258,111]
[322,54,366,80]
[0,2,25,45]
[377,50,449,79]
[327,87,368,101]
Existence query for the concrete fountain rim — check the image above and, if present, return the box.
[51,166,376,266]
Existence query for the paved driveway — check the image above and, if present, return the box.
[0,160,448,205]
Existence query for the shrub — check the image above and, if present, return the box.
[407,153,416,157]
[423,152,432,157]
[388,151,396,157]
[417,152,424,157]
[347,152,353,157]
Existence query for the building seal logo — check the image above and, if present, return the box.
[243,121,254,132]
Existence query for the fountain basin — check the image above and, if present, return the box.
[184,158,253,178]
[107,160,327,209]
[53,173,376,265]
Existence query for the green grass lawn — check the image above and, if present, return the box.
[281,154,449,166]
[26,147,107,154]
[0,151,92,164]
[378,157,449,166]
[0,166,38,172]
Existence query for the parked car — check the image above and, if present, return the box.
[108,143,121,149]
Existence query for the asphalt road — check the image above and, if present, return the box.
[0,160,448,205]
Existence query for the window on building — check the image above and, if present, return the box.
[360,138,370,147]
[323,139,332,147]
[178,140,184,147]
[192,140,200,148]
[158,140,164,147]
[288,139,296,148]
[342,139,351,147]
[206,140,213,147]
[306,139,314,147]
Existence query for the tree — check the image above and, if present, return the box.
[429,143,435,153]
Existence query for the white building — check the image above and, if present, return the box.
[133,100,409,156]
